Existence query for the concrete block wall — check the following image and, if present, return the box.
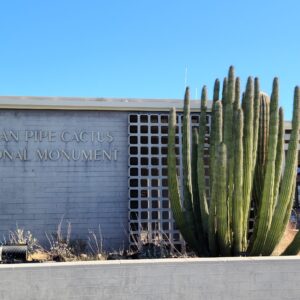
[0,257,300,300]
[0,110,129,249]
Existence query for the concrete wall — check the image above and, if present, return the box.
[0,257,300,300]
[0,110,129,249]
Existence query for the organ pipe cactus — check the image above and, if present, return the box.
[167,66,300,256]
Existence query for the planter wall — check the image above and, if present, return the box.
[0,257,300,300]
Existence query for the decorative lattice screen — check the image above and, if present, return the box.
[128,112,210,252]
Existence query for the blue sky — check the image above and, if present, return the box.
[0,1,299,119]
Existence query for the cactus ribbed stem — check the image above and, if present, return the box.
[273,108,284,211]
[213,79,220,102]
[249,78,279,256]
[209,80,220,194]
[252,78,260,173]
[182,87,196,237]
[232,109,244,255]
[197,87,209,236]
[214,102,223,147]
[262,86,300,255]
[192,128,202,235]
[241,77,254,250]
[222,77,228,102]
[224,66,235,245]
[221,77,228,129]
[208,101,223,256]
[234,77,240,111]
[253,94,270,209]
[216,143,230,256]
[167,108,188,235]
[167,107,206,255]
[223,67,235,148]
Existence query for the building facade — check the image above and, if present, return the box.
[0,96,298,250]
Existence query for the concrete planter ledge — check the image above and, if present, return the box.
[0,257,300,299]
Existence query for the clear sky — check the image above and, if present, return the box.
[0,1,299,119]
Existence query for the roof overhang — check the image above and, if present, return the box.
[0,96,212,112]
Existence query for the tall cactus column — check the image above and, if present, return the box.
[232,109,244,255]
[249,78,279,256]
[223,67,235,241]
[167,90,209,256]
[182,88,196,238]
[216,143,230,256]
[262,86,300,255]
[208,101,223,256]
[241,77,254,250]
[197,87,209,238]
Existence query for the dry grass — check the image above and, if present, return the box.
[28,251,50,262]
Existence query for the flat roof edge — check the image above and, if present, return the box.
[0,96,212,111]
[0,96,293,124]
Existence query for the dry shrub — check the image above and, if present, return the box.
[129,227,190,259]
[3,225,44,254]
[46,220,76,261]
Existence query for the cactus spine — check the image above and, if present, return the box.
[167,66,300,257]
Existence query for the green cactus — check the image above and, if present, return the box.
[216,142,231,256]
[197,86,209,237]
[249,78,279,256]
[167,66,300,257]
[208,100,222,256]
[241,77,254,250]
[252,78,261,173]
[253,93,270,211]
[232,108,244,255]
[273,107,284,211]
[209,79,221,191]
[262,86,300,255]
[167,107,206,255]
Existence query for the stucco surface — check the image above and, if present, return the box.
[0,110,129,249]
[0,257,299,300]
